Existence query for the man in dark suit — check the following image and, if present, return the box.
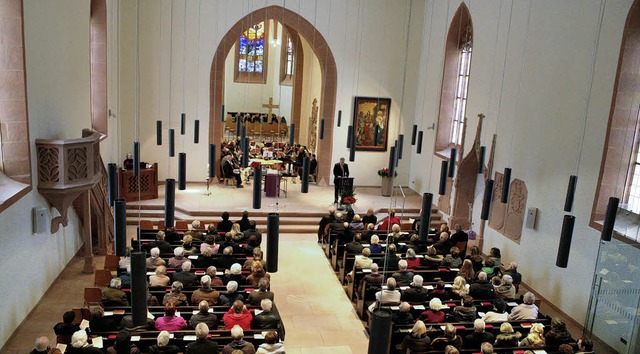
[222,154,243,188]
[333,157,350,203]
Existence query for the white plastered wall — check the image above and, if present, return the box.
[408,0,633,324]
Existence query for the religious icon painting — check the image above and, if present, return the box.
[352,96,392,151]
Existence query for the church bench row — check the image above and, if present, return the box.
[90,328,271,353]
[323,228,438,260]
[96,305,277,324]
[116,256,254,273]
[347,267,459,304]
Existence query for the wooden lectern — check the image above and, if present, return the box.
[118,163,159,202]
[336,176,354,193]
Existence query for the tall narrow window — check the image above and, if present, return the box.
[234,21,269,84]
[434,4,473,157]
[626,140,640,213]
[280,27,296,85]
[451,35,472,145]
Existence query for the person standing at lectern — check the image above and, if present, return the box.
[333,157,350,203]
[123,152,134,170]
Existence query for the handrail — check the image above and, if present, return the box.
[391,180,407,221]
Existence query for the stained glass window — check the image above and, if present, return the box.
[238,21,265,73]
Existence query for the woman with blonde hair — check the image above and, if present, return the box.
[149,266,170,287]
[519,323,545,347]
[227,223,244,242]
[362,208,377,225]
[450,276,468,300]
[400,320,431,352]
[349,214,364,230]
[495,322,522,347]
[246,262,270,286]
[181,235,198,255]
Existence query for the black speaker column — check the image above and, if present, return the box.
[208,144,216,178]
[108,163,118,206]
[156,121,162,145]
[178,153,186,190]
[114,199,127,256]
[411,125,417,145]
[253,166,262,209]
[448,148,456,178]
[131,252,148,326]
[478,146,486,173]
[417,131,423,154]
[419,193,433,242]
[301,157,310,193]
[501,168,512,203]
[367,310,393,354]
[165,179,175,228]
[180,113,186,135]
[556,215,575,268]
[266,213,280,273]
[481,179,494,221]
[133,142,140,177]
[194,120,200,144]
[438,160,449,196]
[564,175,578,212]
[168,129,175,157]
[601,197,620,242]
[319,119,325,140]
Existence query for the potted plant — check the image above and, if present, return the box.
[378,168,396,196]
[340,189,357,212]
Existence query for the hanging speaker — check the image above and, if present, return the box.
[349,128,356,162]
[438,160,448,195]
[180,113,186,135]
[417,131,423,154]
[178,153,186,190]
[266,213,280,273]
[346,126,353,149]
[481,179,494,220]
[601,197,620,241]
[556,215,576,268]
[419,193,433,242]
[133,142,140,177]
[208,144,216,178]
[108,163,118,206]
[194,120,200,144]
[221,104,225,122]
[478,146,486,173]
[564,175,578,212]
[411,125,418,145]
[289,123,296,146]
[164,179,175,228]
[114,199,127,256]
[253,166,262,209]
[501,168,512,203]
[388,146,397,178]
[337,110,342,127]
[235,116,241,137]
[130,252,148,325]
[319,119,325,140]
[156,120,162,145]
[301,157,310,193]
[373,125,380,146]
[398,134,404,160]
[242,137,249,168]
[448,148,457,178]
[168,129,175,157]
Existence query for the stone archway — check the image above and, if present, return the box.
[209,5,337,185]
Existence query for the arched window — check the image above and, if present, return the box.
[435,4,473,156]
[0,0,32,213]
[234,21,268,84]
[592,0,640,243]
[280,27,296,85]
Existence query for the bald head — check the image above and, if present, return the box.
[34,337,49,352]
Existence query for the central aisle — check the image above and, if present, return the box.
[269,233,370,354]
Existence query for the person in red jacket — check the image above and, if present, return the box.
[222,300,253,330]
[377,209,400,232]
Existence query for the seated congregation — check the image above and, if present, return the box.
[317,206,595,354]
[38,211,285,354]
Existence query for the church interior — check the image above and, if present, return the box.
[1,0,639,353]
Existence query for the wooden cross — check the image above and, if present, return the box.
[262,97,280,116]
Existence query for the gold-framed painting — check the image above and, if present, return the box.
[353,96,391,151]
